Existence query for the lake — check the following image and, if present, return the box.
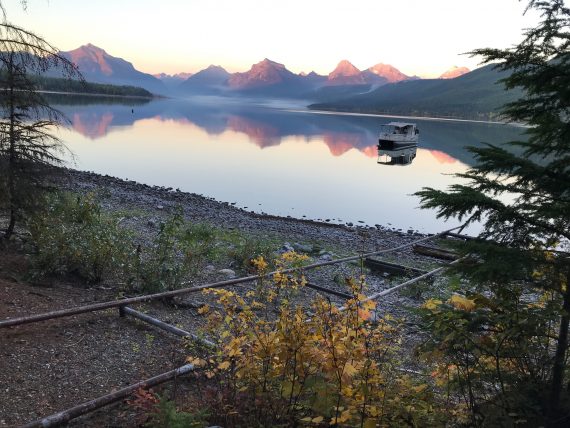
[49,95,525,233]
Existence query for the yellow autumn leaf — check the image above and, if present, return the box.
[422,298,442,310]
[449,294,476,312]
[312,415,324,424]
[252,255,268,271]
[343,363,358,377]
[186,357,206,367]
[197,304,210,315]
[218,361,231,370]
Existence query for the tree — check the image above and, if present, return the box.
[0,13,80,239]
[415,0,570,421]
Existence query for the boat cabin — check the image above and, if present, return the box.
[378,122,419,149]
[380,122,419,136]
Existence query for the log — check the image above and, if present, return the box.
[339,257,465,311]
[21,364,196,428]
[120,306,215,348]
[0,226,462,329]
[444,231,476,241]
[364,258,428,276]
[305,282,353,300]
[412,244,458,260]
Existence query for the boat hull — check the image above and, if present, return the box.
[378,139,418,150]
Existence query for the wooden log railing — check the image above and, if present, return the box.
[0,226,462,329]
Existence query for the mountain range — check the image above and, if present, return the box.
[53,43,518,120]
[58,44,468,98]
[59,44,166,94]
[309,64,518,120]
[153,72,193,89]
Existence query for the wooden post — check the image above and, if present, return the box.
[21,364,196,428]
[121,306,215,348]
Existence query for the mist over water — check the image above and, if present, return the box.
[50,95,525,233]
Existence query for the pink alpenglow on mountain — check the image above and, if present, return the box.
[439,66,470,79]
[327,60,366,85]
[367,63,409,83]
[173,72,193,80]
[154,72,193,80]
[228,59,297,89]
[60,43,165,94]
[65,43,116,75]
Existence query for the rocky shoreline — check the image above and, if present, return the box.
[61,168,432,253]
[56,167,448,300]
[0,168,452,427]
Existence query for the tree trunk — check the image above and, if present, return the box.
[549,276,570,420]
[4,53,16,241]
[4,208,15,240]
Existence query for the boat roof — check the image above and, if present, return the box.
[385,122,416,127]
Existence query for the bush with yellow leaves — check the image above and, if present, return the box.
[187,252,445,427]
[418,285,561,426]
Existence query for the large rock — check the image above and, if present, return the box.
[292,242,313,253]
[218,268,236,278]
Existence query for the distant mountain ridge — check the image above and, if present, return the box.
[175,58,418,98]
[179,65,231,94]
[53,43,516,121]
[228,59,298,89]
[154,72,193,88]
[327,60,368,85]
[440,66,470,79]
[367,63,409,83]
[154,72,193,80]
[309,64,520,120]
[59,44,167,94]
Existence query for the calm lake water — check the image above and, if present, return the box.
[49,95,525,233]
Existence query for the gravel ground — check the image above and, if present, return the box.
[0,168,453,427]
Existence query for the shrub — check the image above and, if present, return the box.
[146,398,208,428]
[418,282,565,426]
[123,211,217,293]
[225,233,276,273]
[187,253,446,427]
[28,192,131,283]
[128,388,208,428]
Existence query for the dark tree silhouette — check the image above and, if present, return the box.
[0,11,81,239]
[416,0,570,419]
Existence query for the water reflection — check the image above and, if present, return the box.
[377,144,418,166]
[46,94,527,232]
[47,95,526,168]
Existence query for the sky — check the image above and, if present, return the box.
[3,0,543,77]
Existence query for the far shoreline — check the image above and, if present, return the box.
[293,107,530,127]
[39,89,159,100]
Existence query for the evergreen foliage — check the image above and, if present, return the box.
[309,64,522,120]
[0,20,79,239]
[31,74,153,98]
[415,0,570,422]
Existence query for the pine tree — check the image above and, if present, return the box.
[415,0,569,419]
[0,16,79,239]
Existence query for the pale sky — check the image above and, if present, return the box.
[4,0,543,77]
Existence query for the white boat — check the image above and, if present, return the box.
[378,122,419,149]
